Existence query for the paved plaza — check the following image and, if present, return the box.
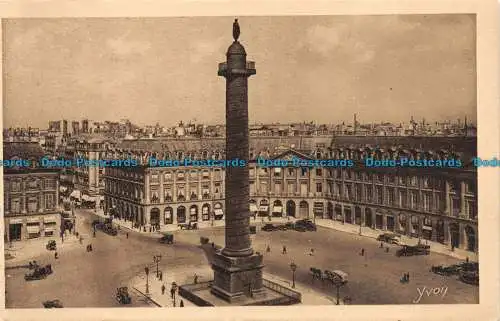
[5,209,478,308]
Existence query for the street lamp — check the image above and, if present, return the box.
[332,279,347,305]
[145,266,150,296]
[290,262,297,288]
[153,255,162,278]
[171,282,178,307]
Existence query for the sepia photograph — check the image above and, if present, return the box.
[0,1,499,320]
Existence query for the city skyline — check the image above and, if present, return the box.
[4,15,476,128]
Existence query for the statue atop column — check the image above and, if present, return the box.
[233,19,240,41]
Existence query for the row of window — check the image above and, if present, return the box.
[4,193,56,213]
[252,168,475,193]
[6,179,57,192]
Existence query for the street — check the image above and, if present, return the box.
[5,208,206,308]
[5,209,478,307]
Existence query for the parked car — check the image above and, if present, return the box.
[159,234,174,244]
[25,264,53,281]
[42,299,63,308]
[396,244,430,257]
[459,270,479,286]
[262,224,277,232]
[460,262,479,272]
[377,233,402,245]
[116,287,132,304]
[431,264,462,276]
[295,219,317,231]
[46,240,57,251]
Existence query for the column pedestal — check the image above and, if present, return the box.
[211,252,265,302]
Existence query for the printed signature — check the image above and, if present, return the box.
[413,286,448,303]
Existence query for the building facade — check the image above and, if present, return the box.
[102,135,478,252]
[3,142,61,242]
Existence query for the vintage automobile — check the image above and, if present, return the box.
[25,264,53,281]
[159,234,174,244]
[116,287,132,304]
[431,264,462,276]
[97,223,118,236]
[262,224,278,232]
[46,240,57,251]
[295,219,317,231]
[294,224,307,232]
[460,262,479,272]
[179,221,198,230]
[459,270,479,285]
[42,299,63,308]
[396,244,430,257]
[377,233,402,245]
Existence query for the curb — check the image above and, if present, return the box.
[132,287,162,307]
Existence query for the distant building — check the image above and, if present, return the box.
[3,142,61,243]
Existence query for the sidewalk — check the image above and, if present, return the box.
[130,264,339,306]
[92,209,476,261]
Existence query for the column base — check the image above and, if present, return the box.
[211,251,264,303]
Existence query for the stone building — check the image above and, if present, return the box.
[61,134,117,206]
[3,142,61,242]
[102,135,477,253]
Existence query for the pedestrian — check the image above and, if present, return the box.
[149,227,152,233]
[466,256,469,263]
[194,274,198,284]
[361,248,365,256]
[180,300,184,307]
[282,246,287,254]
[310,248,314,256]
[380,242,384,248]
[161,284,166,295]
[126,233,129,239]
[212,242,215,248]
[159,271,163,281]
[406,273,410,282]
[266,245,271,253]
[54,252,58,259]
[170,288,175,299]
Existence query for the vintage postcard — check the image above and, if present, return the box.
[1,0,499,321]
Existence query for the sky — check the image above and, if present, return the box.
[3,15,476,128]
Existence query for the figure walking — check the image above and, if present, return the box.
[266,245,271,253]
[194,274,198,284]
[180,300,184,307]
[161,284,166,295]
[54,252,58,259]
[282,246,287,254]
[360,248,365,256]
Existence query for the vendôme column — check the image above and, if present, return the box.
[218,19,256,258]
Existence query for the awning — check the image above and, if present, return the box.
[272,206,283,213]
[70,190,81,199]
[27,226,40,234]
[27,218,40,223]
[9,219,23,224]
[44,216,57,223]
[423,226,433,231]
[214,209,224,216]
[249,204,258,212]
[259,206,269,212]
